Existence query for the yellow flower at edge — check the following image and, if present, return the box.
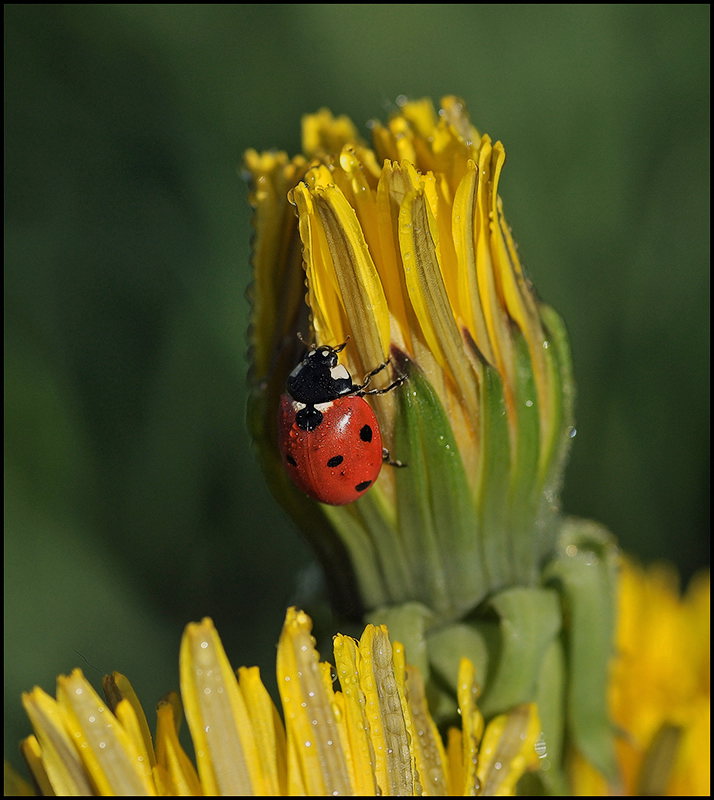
[10,610,540,796]
[570,561,710,796]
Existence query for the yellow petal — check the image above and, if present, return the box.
[21,688,94,796]
[477,704,540,796]
[4,759,35,797]
[456,657,485,795]
[302,108,362,158]
[180,617,267,795]
[293,176,391,379]
[357,625,415,795]
[103,672,156,769]
[398,186,478,419]
[238,666,287,796]
[57,669,156,795]
[276,607,352,796]
[332,633,378,795]
[243,148,308,380]
[154,696,202,796]
[403,664,449,795]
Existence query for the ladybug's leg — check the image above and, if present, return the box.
[353,359,407,396]
[332,337,350,354]
[358,372,407,396]
[382,447,407,468]
[353,358,390,391]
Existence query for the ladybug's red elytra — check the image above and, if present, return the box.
[278,339,406,505]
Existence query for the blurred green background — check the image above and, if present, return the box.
[4,3,709,768]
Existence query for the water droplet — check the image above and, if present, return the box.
[568,426,577,438]
[200,640,209,649]
[525,399,534,408]
[98,741,106,750]
[543,340,550,350]
[304,740,312,748]
[494,760,503,771]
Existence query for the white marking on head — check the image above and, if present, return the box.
[330,364,350,381]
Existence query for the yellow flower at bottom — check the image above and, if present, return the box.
[12,610,540,796]
[569,560,710,796]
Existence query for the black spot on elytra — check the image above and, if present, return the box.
[286,454,297,466]
[355,480,372,492]
[359,424,373,442]
[327,455,344,468]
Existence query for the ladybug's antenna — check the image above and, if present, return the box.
[296,331,315,351]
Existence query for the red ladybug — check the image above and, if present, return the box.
[278,340,405,505]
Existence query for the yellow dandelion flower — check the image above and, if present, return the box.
[570,560,710,796]
[9,610,540,796]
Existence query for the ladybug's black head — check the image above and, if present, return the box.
[287,343,354,404]
[306,346,339,370]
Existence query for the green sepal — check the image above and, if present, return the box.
[477,364,513,590]
[393,355,485,619]
[535,305,576,562]
[544,517,619,781]
[425,619,494,725]
[479,586,562,717]
[508,331,545,585]
[529,637,569,795]
[423,587,561,720]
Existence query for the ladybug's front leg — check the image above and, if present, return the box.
[354,358,407,397]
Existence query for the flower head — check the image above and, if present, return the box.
[12,610,540,796]
[245,96,575,621]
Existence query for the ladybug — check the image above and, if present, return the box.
[278,339,406,505]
